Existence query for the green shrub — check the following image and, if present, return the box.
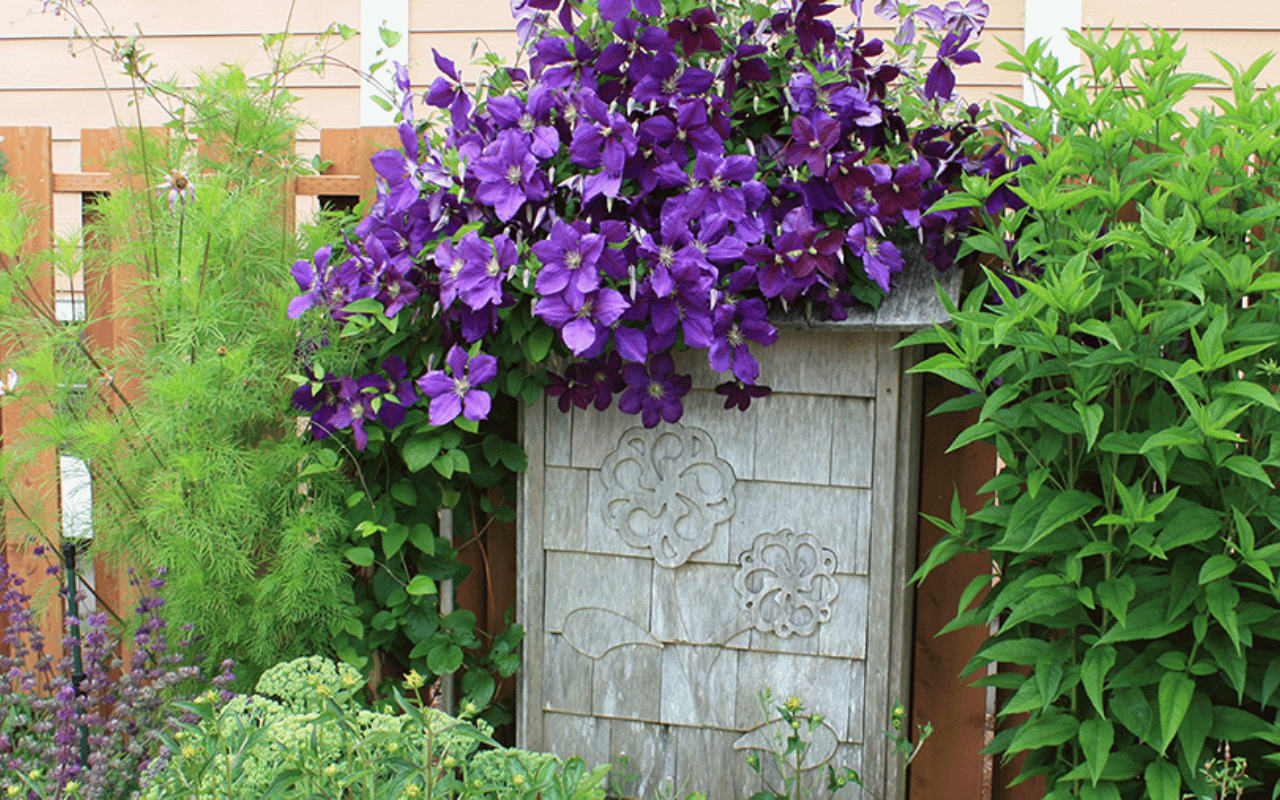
[911,28,1280,799]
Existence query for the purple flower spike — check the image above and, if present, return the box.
[415,345,499,426]
[618,353,691,427]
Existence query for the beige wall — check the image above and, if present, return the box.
[1,0,1274,233]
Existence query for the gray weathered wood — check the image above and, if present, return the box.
[543,550,653,634]
[751,393,837,485]
[830,397,875,488]
[543,633,594,714]
[517,399,548,749]
[519,326,926,799]
[733,651,856,740]
[610,720,679,798]
[771,247,961,332]
[544,467,589,551]
[594,644,664,721]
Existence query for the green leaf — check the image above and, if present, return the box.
[1261,657,1280,710]
[390,481,416,506]
[1143,759,1179,800]
[427,643,464,674]
[1110,687,1154,742]
[345,546,375,567]
[1224,454,1274,487]
[1157,672,1195,755]
[1082,645,1117,717]
[1205,579,1242,652]
[382,523,409,559]
[1028,491,1100,548]
[1199,554,1236,584]
[1078,717,1114,787]
[1097,576,1136,627]
[402,435,442,472]
[1215,380,1280,411]
[432,452,455,479]
[1177,692,1213,770]
[406,575,437,596]
[1005,713,1079,755]
[1074,401,1105,452]
[527,326,554,362]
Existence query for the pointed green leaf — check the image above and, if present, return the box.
[1082,645,1117,717]
[1079,717,1114,787]
[1143,759,1179,800]
[1097,576,1136,627]
[402,435,442,472]
[1198,555,1236,584]
[1005,713,1080,755]
[406,575,437,596]
[1157,672,1195,755]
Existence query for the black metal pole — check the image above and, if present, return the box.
[61,541,91,769]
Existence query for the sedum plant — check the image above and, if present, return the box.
[138,656,609,800]
[911,27,1280,799]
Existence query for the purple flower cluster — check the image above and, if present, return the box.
[0,558,223,799]
[288,0,1019,435]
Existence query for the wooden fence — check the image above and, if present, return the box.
[0,125,1013,800]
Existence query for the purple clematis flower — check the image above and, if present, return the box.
[847,219,904,293]
[415,345,499,426]
[715,379,772,410]
[708,298,777,383]
[471,129,552,222]
[618,354,691,427]
[925,31,981,101]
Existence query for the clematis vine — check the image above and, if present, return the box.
[287,0,1002,455]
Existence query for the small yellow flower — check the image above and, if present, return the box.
[323,764,340,778]
[341,673,359,688]
[462,701,478,715]
[441,755,457,769]
[387,742,400,754]
[404,670,425,690]
[181,744,199,759]
[784,696,802,712]
[512,774,526,786]
[316,684,333,698]
[26,770,40,781]
[7,785,21,797]
[63,782,80,796]
[403,784,421,798]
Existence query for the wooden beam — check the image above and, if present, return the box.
[54,172,366,197]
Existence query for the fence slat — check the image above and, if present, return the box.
[0,126,63,663]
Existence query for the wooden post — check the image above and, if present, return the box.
[909,366,998,800]
[0,126,63,662]
[79,128,146,628]
[319,127,401,204]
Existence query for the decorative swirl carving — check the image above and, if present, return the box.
[600,425,736,568]
[734,529,838,638]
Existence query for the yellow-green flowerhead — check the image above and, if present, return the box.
[405,669,425,690]
[784,696,802,712]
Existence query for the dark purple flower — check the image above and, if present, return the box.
[618,354,691,427]
[667,7,722,55]
[785,113,842,175]
[415,345,499,426]
[925,31,981,101]
[715,380,772,410]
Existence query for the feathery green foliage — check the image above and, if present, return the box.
[0,55,357,684]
